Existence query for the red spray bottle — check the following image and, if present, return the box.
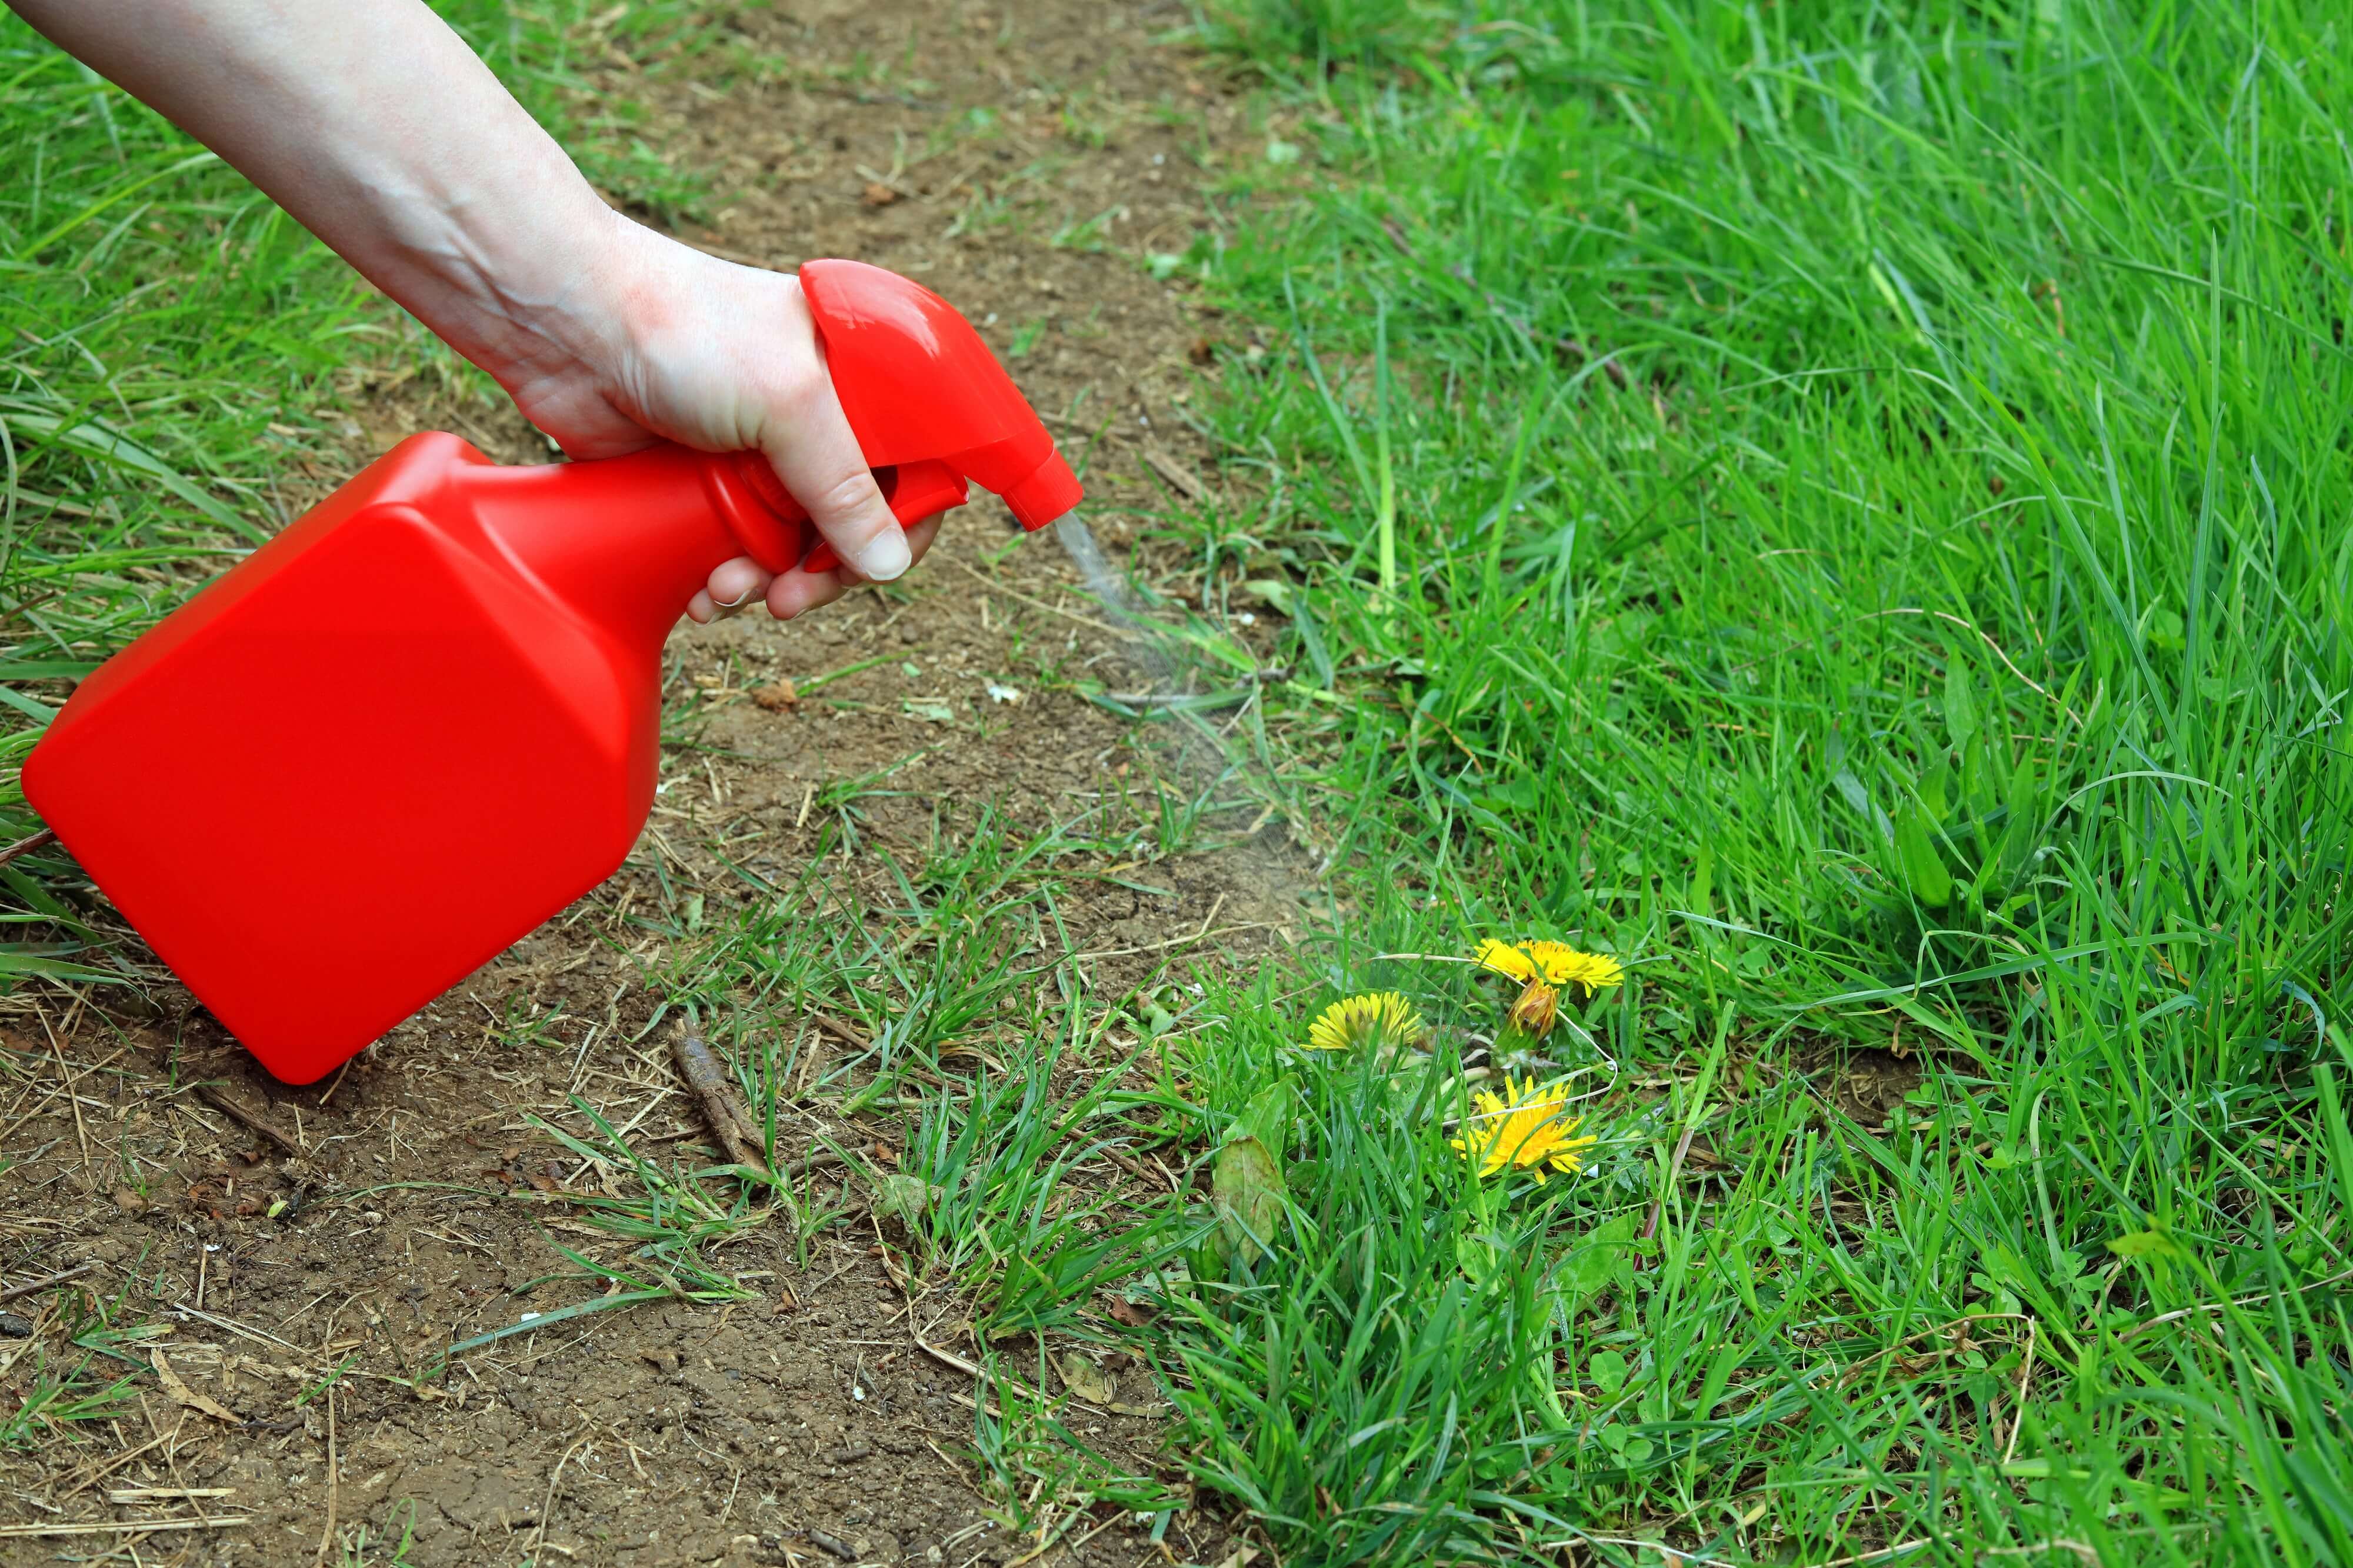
[22,261,1081,1084]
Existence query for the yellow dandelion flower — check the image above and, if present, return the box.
[1474,939,1625,996]
[1305,991,1424,1052]
[1449,1075,1595,1184]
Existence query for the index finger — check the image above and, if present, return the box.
[758,345,909,583]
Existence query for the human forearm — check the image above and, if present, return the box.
[9,0,631,389]
[10,0,919,599]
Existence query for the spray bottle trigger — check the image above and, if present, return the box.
[798,460,969,574]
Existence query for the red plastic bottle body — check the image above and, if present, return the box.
[21,261,1076,1084]
[27,437,762,1081]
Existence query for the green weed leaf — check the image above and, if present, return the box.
[1212,1134,1285,1263]
[2109,1227,2191,1263]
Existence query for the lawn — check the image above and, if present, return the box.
[6,0,2352,1564]
[1117,1,2353,1562]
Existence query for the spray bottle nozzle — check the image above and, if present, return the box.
[1000,451,1085,530]
[799,259,1082,531]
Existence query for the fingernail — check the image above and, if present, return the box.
[854,528,912,582]
[715,586,755,610]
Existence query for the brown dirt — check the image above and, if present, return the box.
[1,2,1302,1562]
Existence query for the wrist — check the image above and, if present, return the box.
[418,193,645,392]
[568,216,695,356]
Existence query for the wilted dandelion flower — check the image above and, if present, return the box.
[1507,979,1559,1039]
[1450,1075,1595,1183]
[1305,991,1424,1052]
[1475,938,1625,996]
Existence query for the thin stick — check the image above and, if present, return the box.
[953,559,1124,636]
[1066,920,1274,963]
[2002,1318,2038,1464]
[0,1044,131,1147]
[0,826,56,868]
[2117,1265,2353,1340]
[1068,892,1225,962]
[1091,689,1251,710]
[57,1432,176,1501]
[1140,445,1212,505]
[0,1519,254,1539]
[311,1384,337,1566]
[0,1262,93,1303]
[38,1009,91,1170]
[1792,1540,1930,1568]
[812,1012,871,1050]
[1099,1146,1175,1192]
[915,1339,981,1378]
[191,1083,302,1158]
[524,1426,591,1565]
[316,1056,354,1110]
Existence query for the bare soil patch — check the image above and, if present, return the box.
[2,2,1298,1562]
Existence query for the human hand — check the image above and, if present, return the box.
[496,219,938,624]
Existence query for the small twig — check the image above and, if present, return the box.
[1091,689,1249,710]
[1067,892,1230,962]
[311,1384,336,1566]
[2117,1265,2353,1341]
[1795,1540,1931,1568]
[781,1149,847,1180]
[2002,1317,2038,1465]
[804,1526,859,1562]
[525,1424,592,1566]
[0,1519,255,1539]
[315,1056,354,1110]
[812,1012,872,1052]
[57,1432,176,1501]
[1855,608,2085,727]
[914,1339,981,1378]
[0,826,58,868]
[190,1083,303,1158]
[953,559,1125,637]
[39,1010,91,1170]
[671,1030,770,1178]
[1141,445,1212,505]
[166,1299,304,1352]
[1099,1146,1176,1192]
[0,1262,94,1303]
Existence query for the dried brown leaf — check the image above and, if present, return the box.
[149,1349,241,1424]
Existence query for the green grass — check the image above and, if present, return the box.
[1083,0,2353,1562]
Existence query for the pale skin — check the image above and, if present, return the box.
[7,0,936,623]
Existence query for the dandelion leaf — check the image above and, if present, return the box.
[1213,1133,1285,1263]
[871,1172,937,1222]
[1554,1212,1639,1314]
[1231,1079,1294,1155]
